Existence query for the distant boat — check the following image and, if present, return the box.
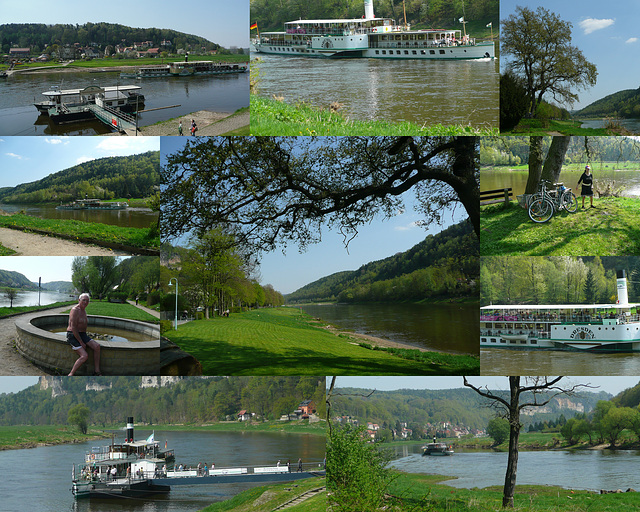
[56,199,128,210]
[422,442,454,456]
[120,61,248,79]
[34,85,144,115]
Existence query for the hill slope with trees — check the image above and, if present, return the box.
[0,151,159,204]
[286,220,478,303]
[575,87,640,119]
[0,269,35,289]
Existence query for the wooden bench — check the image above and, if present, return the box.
[480,187,513,206]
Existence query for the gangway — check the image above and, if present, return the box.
[86,103,138,134]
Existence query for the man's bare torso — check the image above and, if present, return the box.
[67,304,88,332]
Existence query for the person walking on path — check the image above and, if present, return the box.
[577,165,594,209]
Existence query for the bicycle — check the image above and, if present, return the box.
[527,180,577,223]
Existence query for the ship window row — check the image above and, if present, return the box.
[374,49,443,56]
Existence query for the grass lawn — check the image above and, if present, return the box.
[505,118,612,136]
[385,472,640,512]
[0,214,159,249]
[250,95,498,136]
[480,197,640,255]
[0,425,108,450]
[140,421,326,436]
[67,300,160,323]
[0,301,76,319]
[199,476,326,512]
[0,243,16,255]
[163,308,478,375]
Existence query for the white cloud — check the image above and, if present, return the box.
[394,221,420,232]
[579,18,615,35]
[44,137,69,145]
[626,37,638,44]
[5,152,25,160]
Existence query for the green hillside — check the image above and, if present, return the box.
[575,87,640,119]
[0,151,159,204]
[0,269,36,289]
[285,220,478,303]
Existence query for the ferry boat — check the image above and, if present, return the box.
[480,270,640,352]
[56,199,128,210]
[35,85,144,114]
[120,61,248,79]
[422,443,454,456]
[252,0,495,60]
[72,417,174,499]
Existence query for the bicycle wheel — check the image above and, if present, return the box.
[528,197,554,223]
[561,191,578,213]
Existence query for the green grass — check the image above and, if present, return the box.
[136,421,326,436]
[480,197,640,255]
[385,472,640,512]
[199,476,326,512]
[64,300,159,323]
[250,95,498,136]
[163,308,478,375]
[0,243,16,255]
[0,425,109,450]
[0,301,77,319]
[505,118,612,136]
[0,214,159,249]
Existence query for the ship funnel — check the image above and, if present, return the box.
[126,417,134,442]
[364,0,375,19]
[616,270,629,305]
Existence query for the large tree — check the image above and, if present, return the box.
[463,377,588,508]
[502,6,597,116]
[161,137,481,252]
[524,136,571,194]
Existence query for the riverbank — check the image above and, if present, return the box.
[480,196,640,255]
[138,108,249,136]
[0,213,159,255]
[0,425,110,451]
[504,118,630,136]
[385,472,640,511]
[250,95,498,136]
[162,308,478,376]
[198,476,326,512]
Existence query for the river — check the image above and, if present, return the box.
[0,429,325,512]
[0,289,72,307]
[481,348,640,376]
[0,203,157,229]
[0,70,249,136]
[481,168,640,199]
[578,118,640,134]
[300,303,478,356]
[389,446,640,491]
[254,54,498,129]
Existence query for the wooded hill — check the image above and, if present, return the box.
[575,87,640,119]
[250,0,497,32]
[0,151,159,204]
[333,385,614,431]
[0,23,218,54]
[0,269,36,290]
[285,220,478,303]
[0,376,326,426]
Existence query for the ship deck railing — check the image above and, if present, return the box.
[481,329,550,339]
[481,313,638,323]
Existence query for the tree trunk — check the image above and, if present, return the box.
[524,137,544,194]
[540,137,571,185]
[503,376,521,508]
[449,137,480,238]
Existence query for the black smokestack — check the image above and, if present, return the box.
[126,417,134,442]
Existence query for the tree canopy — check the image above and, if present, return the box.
[501,6,597,115]
[161,137,480,253]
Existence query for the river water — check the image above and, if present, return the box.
[0,429,325,512]
[0,203,157,229]
[481,169,640,198]
[300,303,478,356]
[254,54,499,129]
[0,70,249,136]
[579,118,640,134]
[0,289,72,307]
[389,446,640,491]
[481,348,640,376]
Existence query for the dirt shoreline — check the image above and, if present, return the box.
[0,227,130,256]
[315,322,431,352]
[136,110,249,136]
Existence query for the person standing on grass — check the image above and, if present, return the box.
[577,165,594,209]
[67,293,102,376]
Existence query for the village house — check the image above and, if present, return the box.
[9,48,30,58]
[237,410,252,422]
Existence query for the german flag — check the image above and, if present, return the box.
[250,22,258,30]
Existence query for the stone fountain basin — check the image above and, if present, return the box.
[15,314,160,375]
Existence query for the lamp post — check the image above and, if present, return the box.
[168,278,178,330]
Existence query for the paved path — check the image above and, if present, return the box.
[136,110,248,136]
[0,305,72,375]
[126,300,160,319]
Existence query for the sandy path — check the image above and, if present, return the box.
[0,227,130,256]
[0,306,72,375]
[137,110,249,136]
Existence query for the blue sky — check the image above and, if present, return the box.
[0,0,249,48]
[0,136,159,187]
[161,137,468,295]
[332,376,640,396]
[0,256,82,283]
[501,0,640,110]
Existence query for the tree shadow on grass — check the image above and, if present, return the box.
[167,334,474,376]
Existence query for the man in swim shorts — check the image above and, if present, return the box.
[67,293,102,376]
